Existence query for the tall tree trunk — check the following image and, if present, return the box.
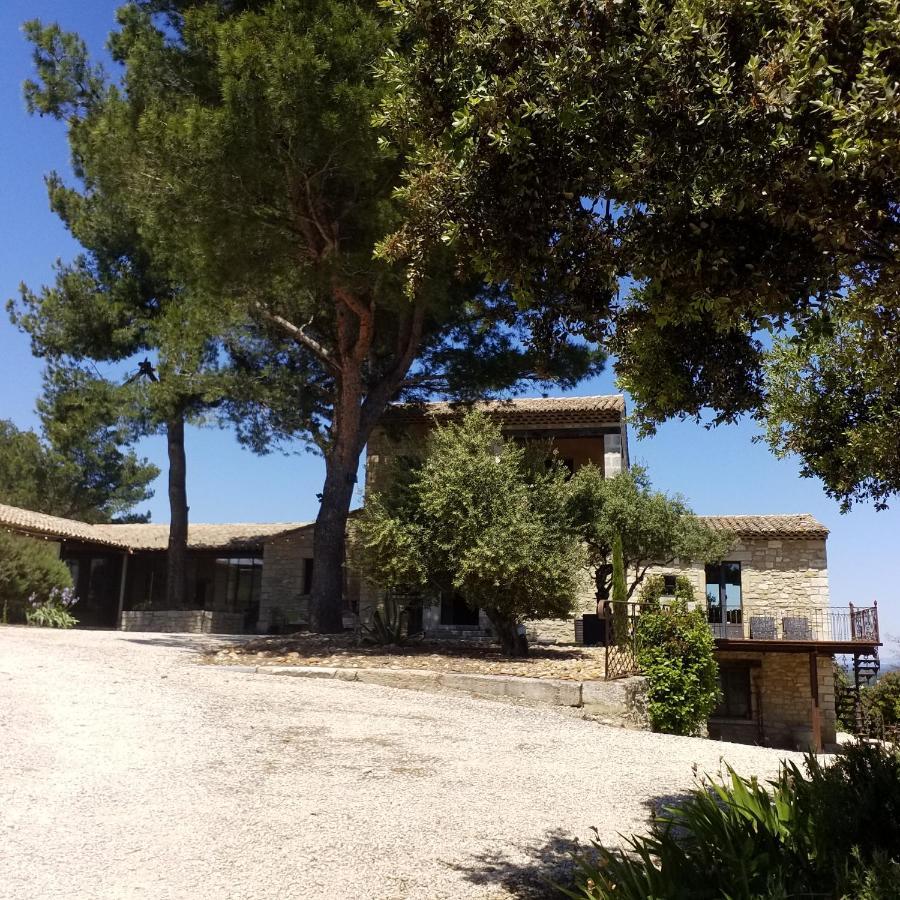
[165,412,188,609]
[306,292,426,634]
[309,456,357,633]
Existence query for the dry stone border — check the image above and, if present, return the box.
[223,661,651,728]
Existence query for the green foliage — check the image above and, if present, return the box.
[862,671,900,733]
[18,3,601,629]
[567,466,730,601]
[360,593,413,646]
[0,533,73,625]
[610,533,629,647]
[0,416,156,524]
[25,586,79,629]
[378,0,900,510]
[566,741,900,900]
[356,411,586,655]
[635,585,720,736]
[764,305,900,511]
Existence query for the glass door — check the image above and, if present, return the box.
[705,562,742,636]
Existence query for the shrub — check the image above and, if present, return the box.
[861,671,900,735]
[566,741,900,900]
[635,579,719,736]
[0,532,73,624]
[25,586,79,628]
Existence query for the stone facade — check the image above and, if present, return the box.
[120,609,244,633]
[709,650,836,750]
[643,536,830,631]
[258,526,314,632]
[258,524,362,633]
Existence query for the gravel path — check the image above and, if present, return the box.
[1,628,801,900]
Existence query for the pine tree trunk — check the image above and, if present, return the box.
[309,457,356,633]
[165,412,188,609]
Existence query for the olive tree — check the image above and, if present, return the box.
[355,412,586,656]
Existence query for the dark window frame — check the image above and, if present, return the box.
[712,664,754,720]
[705,561,743,625]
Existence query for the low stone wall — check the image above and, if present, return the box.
[120,609,245,634]
[228,663,651,728]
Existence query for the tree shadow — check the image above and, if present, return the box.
[227,633,601,663]
[451,790,700,898]
[447,829,584,898]
[120,633,254,653]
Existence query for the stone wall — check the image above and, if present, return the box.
[259,524,361,633]
[258,527,314,632]
[643,537,830,632]
[120,609,244,634]
[711,649,836,750]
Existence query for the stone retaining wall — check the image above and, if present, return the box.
[120,609,245,634]
[229,664,651,729]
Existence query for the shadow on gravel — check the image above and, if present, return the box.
[121,633,252,654]
[453,791,699,898]
[449,829,582,898]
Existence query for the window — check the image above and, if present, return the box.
[705,562,742,625]
[713,666,753,719]
[302,558,314,596]
[214,557,263,612]
[663,574,677,596]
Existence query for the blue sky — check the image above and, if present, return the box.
[1,2,897,655]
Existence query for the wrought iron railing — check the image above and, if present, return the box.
[601,602,652,680]
[708,603,879,644]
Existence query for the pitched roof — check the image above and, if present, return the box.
[0,502,125,548]
[380,394,626,427]
[0,502,308,552]
[700,514,829,539]
[93,522,311,552]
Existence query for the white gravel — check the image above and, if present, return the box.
[0,628,802,900]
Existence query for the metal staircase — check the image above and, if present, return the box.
[844,649,881,732]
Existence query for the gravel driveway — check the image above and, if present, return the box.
[1,628,801,900]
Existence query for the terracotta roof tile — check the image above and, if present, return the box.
[0,502,307,551]
[0,502,125,547]
[381,394,625,426]
[700,514,828,539]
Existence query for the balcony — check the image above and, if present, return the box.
[710,603,880,651]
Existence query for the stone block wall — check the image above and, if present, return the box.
[120,609,244,634]
[711,649,836,750]
[643,537,830,621]
[258,526,314,632]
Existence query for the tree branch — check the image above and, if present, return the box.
[253,303,341,374]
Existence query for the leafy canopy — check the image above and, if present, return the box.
[0,412,156,524]
[764,300,900,511]
[377,0,900,509]
[566,465,731,599]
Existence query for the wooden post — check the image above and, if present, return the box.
[116,552,129,630]
[809,652,822,753]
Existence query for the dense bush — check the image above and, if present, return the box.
[635,577,719,736]
[0,532,73,624]
[567,741,900,900]
[25,586,78,629]
[861,672,900,735]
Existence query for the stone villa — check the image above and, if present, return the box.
[0,395,881,751]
